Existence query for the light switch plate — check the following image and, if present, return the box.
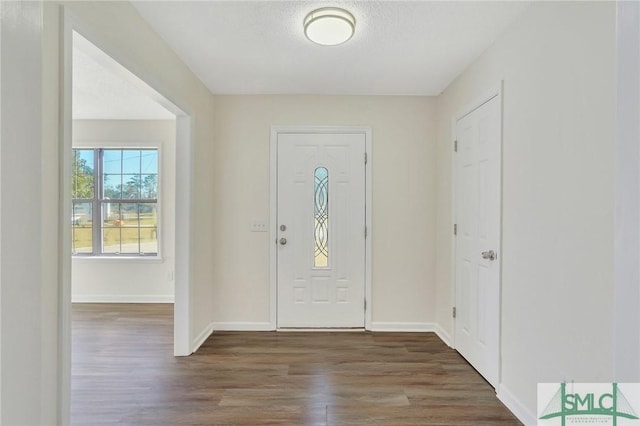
[250,220,267,232]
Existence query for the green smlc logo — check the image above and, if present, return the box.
[539,383,639,425]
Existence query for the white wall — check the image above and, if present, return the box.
[0,1,51,424]
[72,119,176,303]
[212,95,437,330]
[435,2,615,422]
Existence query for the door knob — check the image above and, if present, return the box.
[481,250,497,261]
[279,238,287,245]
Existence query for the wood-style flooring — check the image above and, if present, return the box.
[72,304,521,425]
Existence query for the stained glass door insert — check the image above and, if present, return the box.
[314,167,329,267]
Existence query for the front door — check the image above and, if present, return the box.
[277,132,366,328]
[454,94,502,387]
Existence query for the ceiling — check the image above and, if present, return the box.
[73,31,175,120]
[73,1,532,119]
[131,1,532,96]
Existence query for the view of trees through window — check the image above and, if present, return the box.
[72,148,159,255]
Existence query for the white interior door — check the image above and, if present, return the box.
[277,132,366,328]
[454,94,502,387]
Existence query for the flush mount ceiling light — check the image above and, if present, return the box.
[304,7,356,46]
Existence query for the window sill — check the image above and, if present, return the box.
[72,255,164,264]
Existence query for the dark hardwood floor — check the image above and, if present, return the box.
[72,304,521,425]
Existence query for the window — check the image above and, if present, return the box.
[72,148,159,256]
[314,166,329,267]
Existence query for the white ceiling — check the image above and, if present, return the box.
[131,1,532,96]
[73,1,532,119]
[73,32,175,120]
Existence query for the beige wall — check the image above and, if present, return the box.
[71,119,176,302]
[212,95,438,329]
[435,1,616,420]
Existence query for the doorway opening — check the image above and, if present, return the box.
[71,32,177,303]
[61,18,193,423]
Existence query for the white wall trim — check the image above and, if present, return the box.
[269,126,373,330]
[72,295,174,303]
[364,128,373,330]
[191,321,214,354]
[614,0,640,381]
[73,138,165,149]
[453,84,503,122]
[370,322,439,332]
[433,324,453,347]
[213,322,275,331]
[72,255,164,264]
[173,115,193,357]
[496,384,536,426]
[59,11,75,425]
[268,127,278,330]
[449,106,457,350]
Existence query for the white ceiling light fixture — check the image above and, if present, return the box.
[304,7,356,46]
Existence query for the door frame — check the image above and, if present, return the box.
[269,126,372,330]
[614,0,640,381]
[450,83,503,382]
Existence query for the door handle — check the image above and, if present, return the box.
[279,238,287,245]
[481,250,497,261]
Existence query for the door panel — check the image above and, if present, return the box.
[277,133,366,328]
[454,95,501,387]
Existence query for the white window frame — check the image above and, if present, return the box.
[72,140,162,259]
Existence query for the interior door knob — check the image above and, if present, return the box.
[481,250,497,261]
[279,238,287,245]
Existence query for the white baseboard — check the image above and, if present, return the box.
[369,322,438,332]
[191,322,214,353]
[277,328,365,332]
[212,322,275,331]
[433,324,453,347]
[497,384,536,426]
[72,294,174,303]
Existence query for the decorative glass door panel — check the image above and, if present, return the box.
[314,167,329,268]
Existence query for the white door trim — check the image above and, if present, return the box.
[450,82,503,382]
[269,126,372,330]
[614,0,640,381]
